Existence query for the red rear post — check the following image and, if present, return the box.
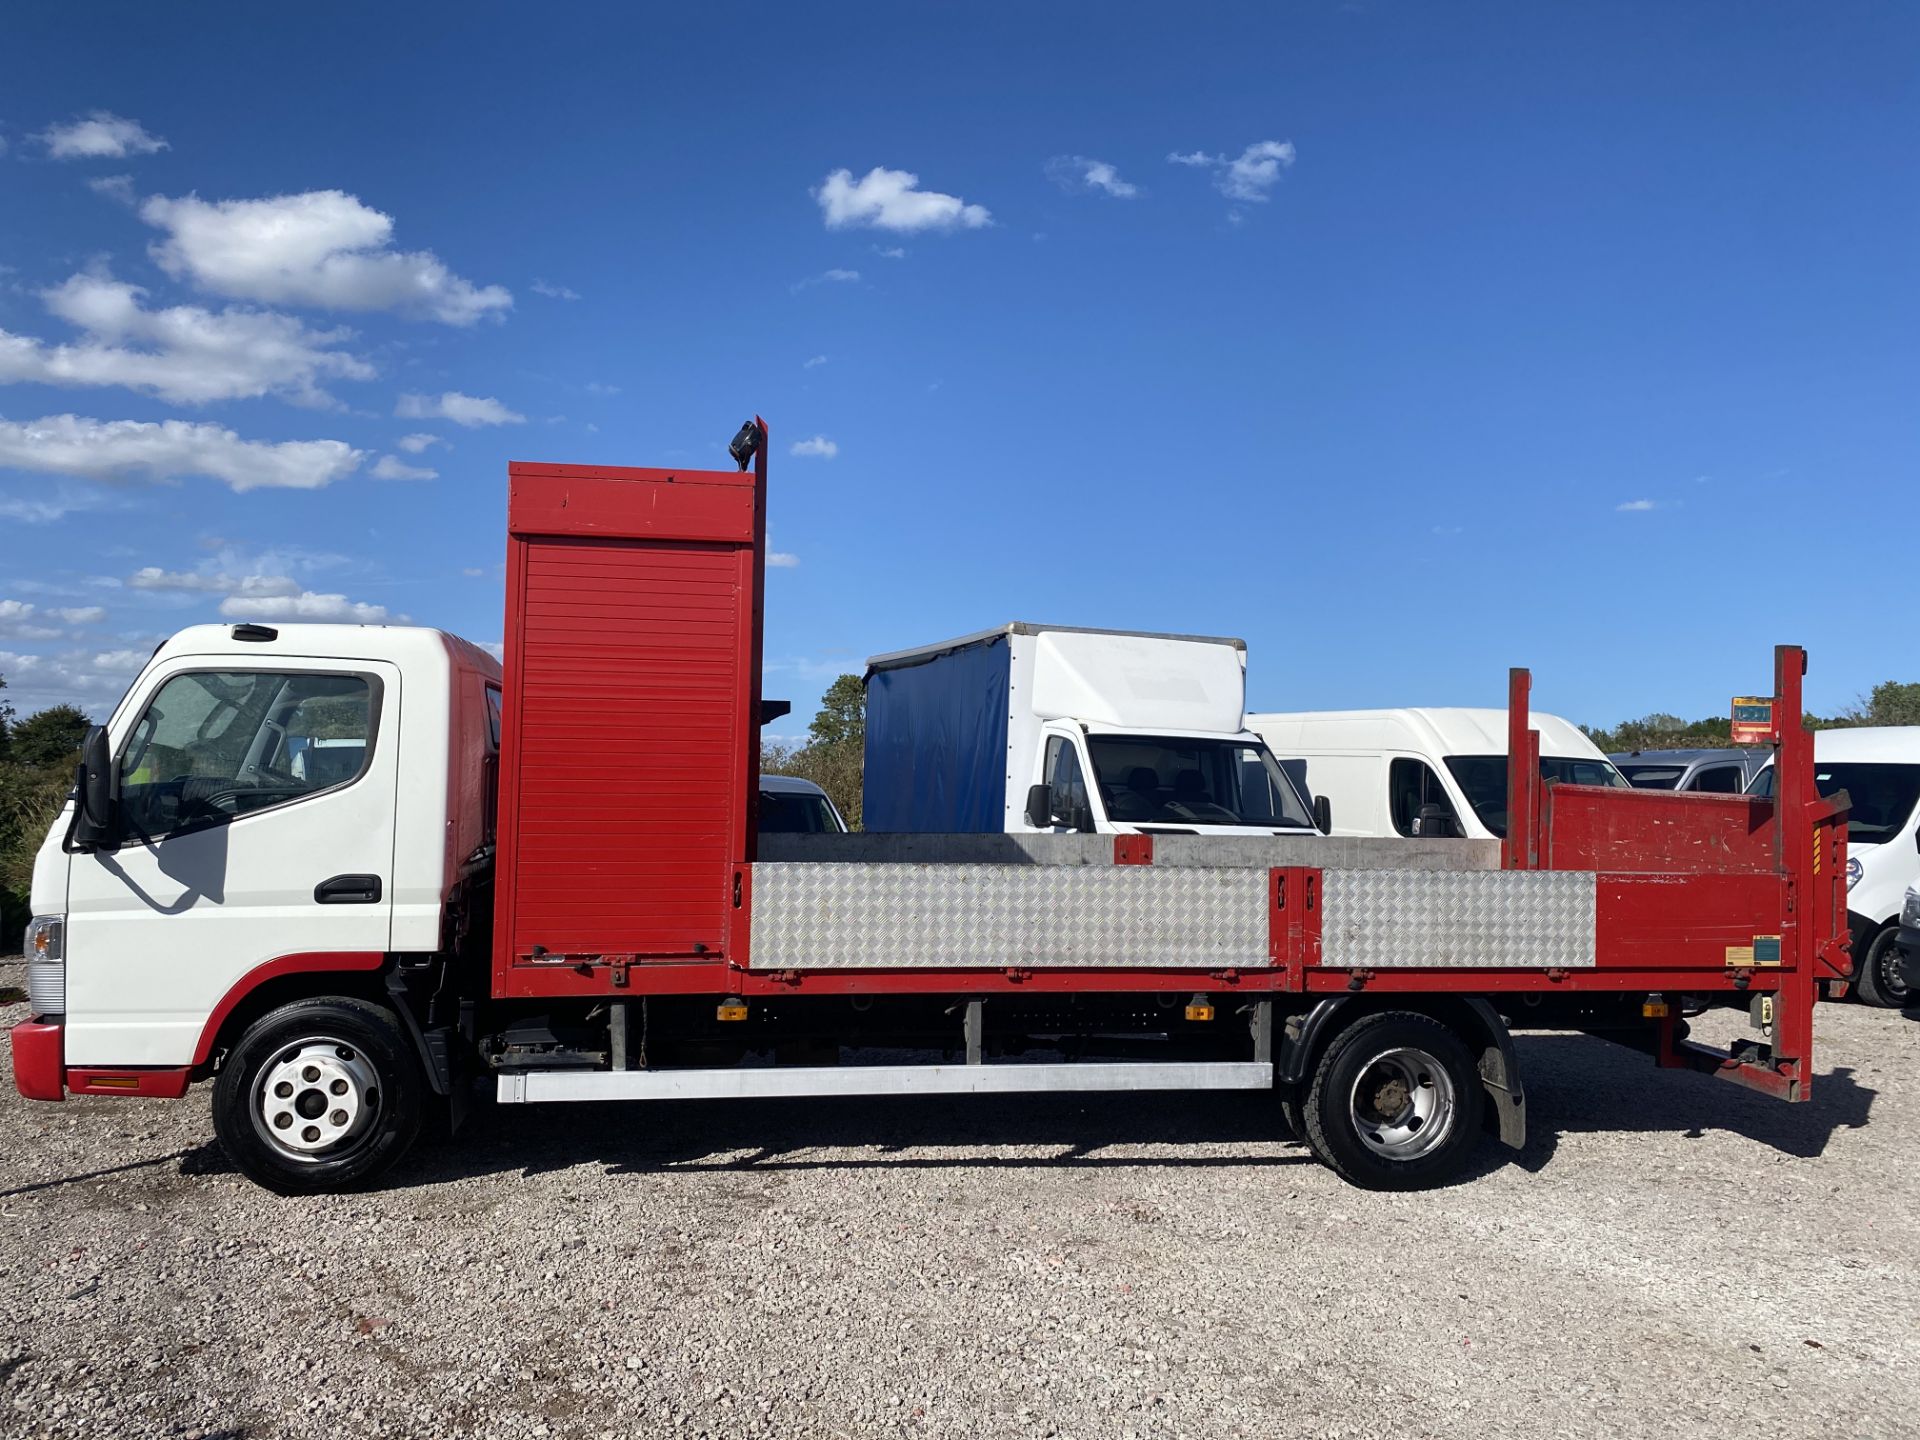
[1503,667,1540,870]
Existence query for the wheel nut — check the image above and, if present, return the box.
[275,1081,294,1098]
[302,1066,320,1082]
[302,1126,321,1143]
[330,1079,348,1095]
[330,1110,348,1126]
[274,1113,293,1129]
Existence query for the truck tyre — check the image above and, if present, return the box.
[1301,1010,1484,1191]
[1851,925,1909,1009]
[212,996,426,1196]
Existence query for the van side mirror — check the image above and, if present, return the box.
[1415,802,1455,839]
[69,725,119,852]
[1025,783,1053,829]
[1312,794,1332,835]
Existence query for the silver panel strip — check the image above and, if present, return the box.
[1320,869,1597,969]
[497,1060,1274,1105]
[749,863,1270,971]
[757,832,1500,872]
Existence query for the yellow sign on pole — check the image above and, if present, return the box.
[1731,697,1773,746]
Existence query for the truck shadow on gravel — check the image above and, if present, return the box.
[363,1031,1875,1192]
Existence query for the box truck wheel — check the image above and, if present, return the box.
[1301,1011,1484,1191]
[212,996,427,1196]
[1852,925,1910,1009]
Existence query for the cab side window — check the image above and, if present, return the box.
[1389,757,1461,837]
[1686,765,1743,794]
[118,671,377,841]
[1043,736,1092,830]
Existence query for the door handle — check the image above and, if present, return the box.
[315,874,383,905]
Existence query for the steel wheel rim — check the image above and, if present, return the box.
[252,1037,381,1164]
[1875,936,1910,1003]
[1348,1045,1456,1161]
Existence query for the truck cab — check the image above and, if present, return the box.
[1248,707,1627,842]
[20,623,500,1074]
[862,623,1322,838]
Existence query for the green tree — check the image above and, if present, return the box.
[8,704,91,767]
[807,674,866,751]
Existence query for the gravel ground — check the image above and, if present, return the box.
[2,959,1918,1440]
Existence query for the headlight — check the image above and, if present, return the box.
[1904,889,1920,928]
[23,915,65,1018]
[1846,856,1863,892]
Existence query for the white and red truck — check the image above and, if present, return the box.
[11,421,1854,1193]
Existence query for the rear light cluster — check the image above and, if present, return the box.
[24,915,65,1018]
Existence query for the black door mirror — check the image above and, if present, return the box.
[70,725,118,852]
[1415,802,1455,839]
[1312,794,1333,834]
[1025,783,1054,829]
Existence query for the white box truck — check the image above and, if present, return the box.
[863,624,1325,837]
[1248,707,1626,842]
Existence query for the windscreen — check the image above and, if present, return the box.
[1443,755,1629,838]
[759,790,844,834]
[1087,736,1314,828]
[1749,762,1920,847]
[1616,763,1685,790]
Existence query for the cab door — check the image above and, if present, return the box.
[62,657,401,1067]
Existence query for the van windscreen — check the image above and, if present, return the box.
[1443,755,1628,838]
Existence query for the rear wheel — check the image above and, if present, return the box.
[1301,1010,1484,1191]
[1852,925,1909,1009]
[212,996,425,1195]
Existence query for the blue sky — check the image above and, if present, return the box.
[2,2,1914,734]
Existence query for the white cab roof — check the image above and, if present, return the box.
[151,622,500,676]
[1249,707,1606,762]
[1813,726,1920,762]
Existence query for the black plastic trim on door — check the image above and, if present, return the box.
[315,874,383,905]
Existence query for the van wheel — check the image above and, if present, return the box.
[212,997,425,1195]
[1852,926,1909,1009]
[1301,1010,1484,1191]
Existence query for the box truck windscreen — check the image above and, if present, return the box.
[1089,736,1315,828]
[1443,755,1627,838]
[1750,763,1920,846]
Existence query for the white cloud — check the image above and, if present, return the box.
[371,453,436,481]
[0,600,64,640]
[218,591,391,623]
[1615,499,1660,512]
[1168,140,1297,202]
[40,112,169,160]
[141,190,512,326]
[0,645,147,716]
[461,567,485,578]
[531,278,581,301]
[0,489,103,524]
[128,566,301,597]
[767,551,800,568]
[814,167,991,233]
[0,271,374,406]
[792,268,861,292]
[395,391,524,426]
[872,246,907,260]
[49,606,107,625]
[789,435,838,459]
[87,174,136,206]
[1046,155,1139,198]
[478,641,505,662]
[395,432,443,454]
[0,414,364,492]
[584,381,620,396]
[803,354,828,369]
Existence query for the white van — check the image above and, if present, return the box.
[1248,708,1626,842]
[1748,727,1920,1007]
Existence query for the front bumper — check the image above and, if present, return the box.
[11,1020,65,1101]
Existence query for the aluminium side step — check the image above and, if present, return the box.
[496,1060,1273,1105]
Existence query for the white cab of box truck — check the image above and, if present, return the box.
[1247,707,1626,842]
[1747,726,1920,1007]
[863,624,1325,838]
[21,622,500,1071]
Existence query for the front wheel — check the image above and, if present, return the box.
[1852,925,1910,1009]
[212,996,426,1195]
[1301,1010,1485,1191]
